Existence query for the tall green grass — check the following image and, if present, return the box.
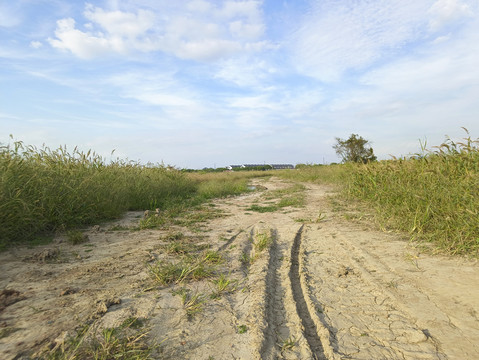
[347,132,478,256]
[276,131,478,256]
[276,164,349,185]
[0,140,261,250]
[188,171,269,201]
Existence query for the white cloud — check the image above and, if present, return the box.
[48,18,113,59]
[218,1,262,21]
[134,93,196,107]
[187,0,213,13]
[106,71,200,109]
[314,17,479,154]
[84,4,155,38]
[229,20,264,39]
[360,14,479,95]
[291,1,438,82]
[30,41,43,49]
[215,58,276,88]
[428,0,474,31]
[167,17,221,41]
[229,94,278,110]
[47,1,269,61]
[176,39,243,61]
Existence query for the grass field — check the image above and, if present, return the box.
[278,131,479,257]
[0,140,267,250]
[347,133,478,256]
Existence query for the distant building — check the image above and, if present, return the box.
[226,164,294,170]
[243,164,271,169]
[271,164,294,170]
[226,165,245,170]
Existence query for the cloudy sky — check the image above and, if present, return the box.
[1,0,478,168]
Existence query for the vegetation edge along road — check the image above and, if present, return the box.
[1,130,478,256]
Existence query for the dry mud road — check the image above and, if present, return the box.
[1,177,478,359]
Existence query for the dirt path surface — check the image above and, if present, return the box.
[1,177,478,359]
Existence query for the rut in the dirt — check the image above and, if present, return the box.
[239,228,255,274]
[289,225,326,360]
[259,229,283,359]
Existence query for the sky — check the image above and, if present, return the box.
[1,0,478,168]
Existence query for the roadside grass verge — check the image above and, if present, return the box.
[277,130,479,257]
[347,132,479,256]
[188,171,269,200]
[276,164,349,185]
[0,140,193,249]
[0,140,265,250]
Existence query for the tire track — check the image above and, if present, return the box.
[259,228,282,359]
[289,224,327,360]
[240,228,255,274]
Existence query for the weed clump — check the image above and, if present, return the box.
[147,250,222,286]
[254,232,272,252]
[247,204,278,213]
[45,320,156,359]
[173,288,206,320]
[210,273,238,299]
[237,325,248,334]
[66,230,88,245]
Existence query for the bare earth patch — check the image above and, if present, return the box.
[0,177,478,359]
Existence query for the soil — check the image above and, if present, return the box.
[0,177,478,359]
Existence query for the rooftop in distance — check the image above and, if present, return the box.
[226,164,294,170]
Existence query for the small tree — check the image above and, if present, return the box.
[333,134,377,163]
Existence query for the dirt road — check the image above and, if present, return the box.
[1,178,478,359]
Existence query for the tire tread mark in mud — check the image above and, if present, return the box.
[259,229,281,359]
[290,225,326,360]
[240,228,255,274]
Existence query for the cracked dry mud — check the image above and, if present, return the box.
[1,178,478,359]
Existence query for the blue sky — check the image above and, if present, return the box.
[1,0,478,168]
